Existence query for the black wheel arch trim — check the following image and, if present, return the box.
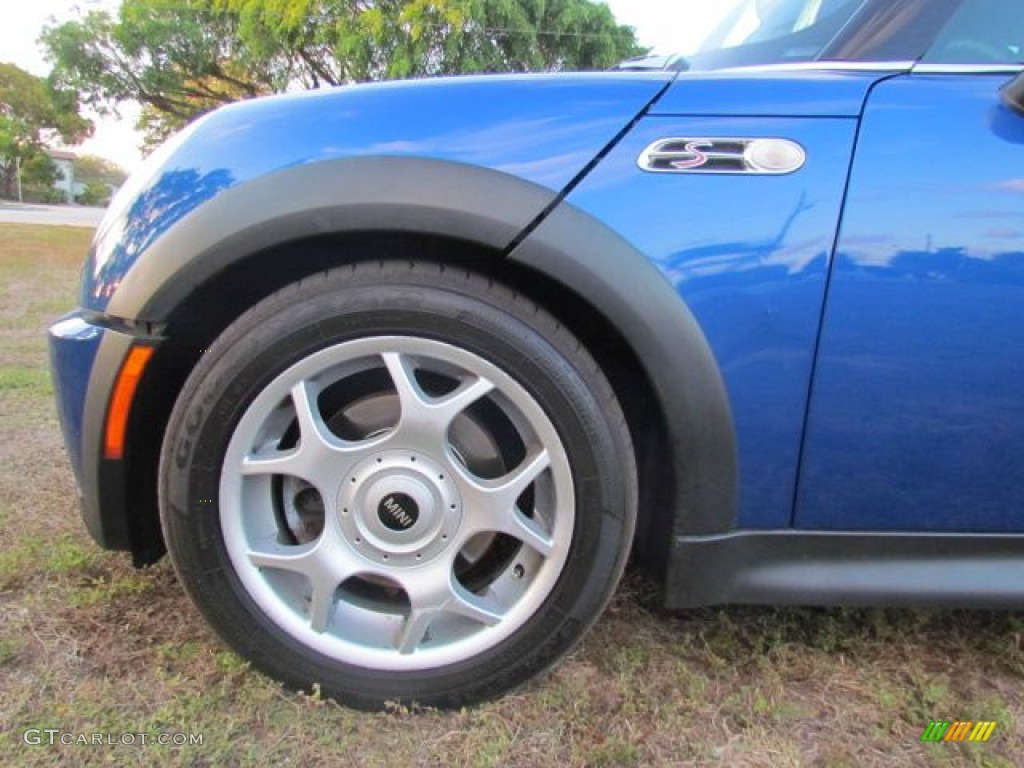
[108,156,562,322]
[507,202,738,538]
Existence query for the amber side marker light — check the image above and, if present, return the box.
[104,345,155,460]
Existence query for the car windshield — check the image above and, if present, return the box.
[682,0,869,70]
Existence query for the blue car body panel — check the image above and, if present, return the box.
[798,73,1024,532]
[48,315,104,488]
[649,69,892,117]
[82,73,671,315]
[562,70,887,529]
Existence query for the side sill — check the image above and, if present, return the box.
[666,530,1024,610]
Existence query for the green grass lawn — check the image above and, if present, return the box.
[0,223,1021,767]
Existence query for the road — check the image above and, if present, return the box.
[0,203,106,228]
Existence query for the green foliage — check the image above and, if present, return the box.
[17,152,63,204]
[74,154,128,187]
[20,153,59,188]
[220,0,643,81]
[43,1,271,144]
[76,181,112,206]
[0,62,91,199]
[43,0,644,144]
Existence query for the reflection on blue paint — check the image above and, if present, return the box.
[89,167,236,307]
[82,73,671,313]
[798,74,1024,533]
[48,314,103,486]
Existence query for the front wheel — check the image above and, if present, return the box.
[160,262,636,709]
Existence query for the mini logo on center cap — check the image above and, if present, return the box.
[378,493,419,531]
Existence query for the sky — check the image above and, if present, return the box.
[0,0,723,173]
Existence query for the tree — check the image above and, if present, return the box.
[0,62,91,199]
[220,0,643,82]
[74,154,128,188]
[20,152,59,188]
[42,1,271,146]
[43,0,643,144]
[72,155,128,206]
[77,181,114,206]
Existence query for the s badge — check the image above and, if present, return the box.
[638,137,806,175]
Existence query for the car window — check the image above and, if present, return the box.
[702,0,857,51]
[684,0,869,70]
[922,0,1024,65]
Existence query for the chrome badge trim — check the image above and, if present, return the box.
[638,137,807,175]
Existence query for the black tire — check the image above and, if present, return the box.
[159,261,636,709]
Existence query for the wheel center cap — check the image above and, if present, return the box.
[338,450,462,567]
[378,492,419,531]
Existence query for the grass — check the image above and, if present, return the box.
[0,222,1021,766]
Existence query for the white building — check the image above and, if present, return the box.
[45,148,85,203]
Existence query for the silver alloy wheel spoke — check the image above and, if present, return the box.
[394,565,503,654]
[382,352,495,445]
[241,380,382,487]
[458,448,556,556]
[394,608,437,655]
[247,536,364,633]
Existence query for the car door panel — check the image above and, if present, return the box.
[798,74,1024,532]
